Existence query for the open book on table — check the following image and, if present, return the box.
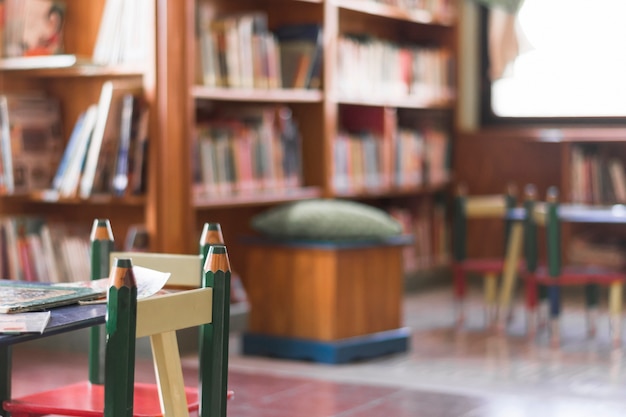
[0,265,171,314]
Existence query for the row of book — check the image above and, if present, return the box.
[337,36,455,103]
[388,201,449,272]
[333,106,450,193]
[0,215,251,305]
[570,145,626,206]
[52,80,149,199]
[0,82,149,198]
[0,217,90,283]
[92,0,152,65]
[196,8,322,90]
[192,105,303,199]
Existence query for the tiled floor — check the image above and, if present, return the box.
[10,286,626,416]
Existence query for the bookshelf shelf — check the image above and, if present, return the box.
[333,180,451,199]
[191,86,324,103]
[333,0,456,26]
[335,96,455,110]
[193,186,322,209]
[26,193,146,207]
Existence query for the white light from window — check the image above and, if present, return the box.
[491,0,626,117]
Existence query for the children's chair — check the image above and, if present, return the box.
[452,183,520,328]
[523,186,626,346]
[3,220,232,417]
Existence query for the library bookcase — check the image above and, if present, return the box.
[0,0,458,284]
[0,0,156,265]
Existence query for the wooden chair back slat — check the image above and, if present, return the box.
[136,288,213,338]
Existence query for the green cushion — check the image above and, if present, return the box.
[251,199,403,241]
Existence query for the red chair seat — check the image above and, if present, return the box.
[4,382,235,417]
[454,258,505,274]
[529,265,626,286]
[4,382,196,417]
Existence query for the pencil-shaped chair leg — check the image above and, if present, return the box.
[484,273,498,327]
[89,219,114,385]
[452,267,466,327]
[585,283,600,338]
[524,274,538,338]
[548,285,561,348]
[104,258,137,417]
[609,282,623,348]
[200,244,231,417]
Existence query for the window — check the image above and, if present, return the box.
[480,0,626,125]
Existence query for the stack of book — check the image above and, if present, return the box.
[51,80,149,199]
[192,105,303,198]
[195,8,323,90]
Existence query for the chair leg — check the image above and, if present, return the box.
[609,282,623,348]
[484,273,498,327]
[453,268,466,327]
[585,307,598,339]
[524,275,538,338]
[584,283,600,338]
[548,285,561,347]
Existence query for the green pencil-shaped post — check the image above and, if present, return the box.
[89,218,114,384]
[199,244,231,417]
[104,258,137,417]
[199,222,224,262]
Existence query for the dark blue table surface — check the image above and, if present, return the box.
[0,303,106,347]
[508,204,626,224]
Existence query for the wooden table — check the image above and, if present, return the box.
[0,303,106,417]
[498,204,626,330]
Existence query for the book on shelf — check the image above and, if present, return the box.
[3,0,66,58]
[570,145,625,205]
[193,105,303,198]
[274,23,323,89]
[92,0,151,65]
[79,79,144,198]
[608,158,626,204]
[0,217,92,283]
[197,9,276,89]
[0,92,64,194]
[339,105,396,191]
[54,104,98,198]
[111,93,146,196]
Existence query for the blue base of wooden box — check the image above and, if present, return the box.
[241,327,411,364]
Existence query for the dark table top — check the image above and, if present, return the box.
[0,303,106,347]
[508,204,626,224]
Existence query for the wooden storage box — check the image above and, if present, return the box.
[242,237,412,363]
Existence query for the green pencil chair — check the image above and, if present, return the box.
[4,220,232,417]
[452,183,520,329]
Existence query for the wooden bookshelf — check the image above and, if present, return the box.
[177,0,458,276]
[0,0,458,279]
[0,0,156,253]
